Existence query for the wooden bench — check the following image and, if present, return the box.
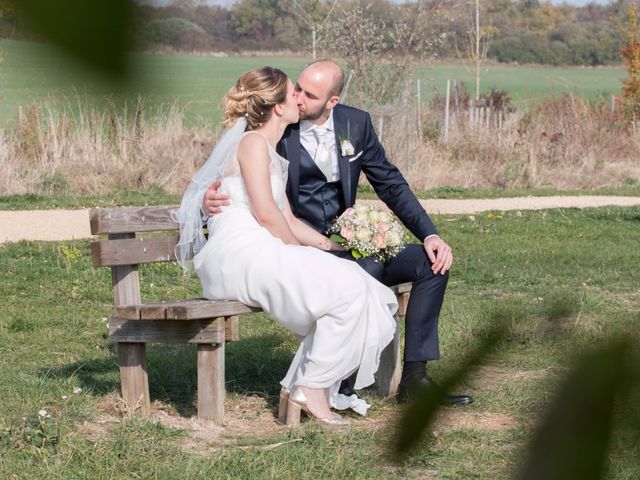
[90,205,411,425]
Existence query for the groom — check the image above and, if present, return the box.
[204,59,472,406]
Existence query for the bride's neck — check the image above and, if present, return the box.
[255,119,286,148]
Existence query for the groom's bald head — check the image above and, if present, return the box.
[295,59,344,123]
[303,59,345,98]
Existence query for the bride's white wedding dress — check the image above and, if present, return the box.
[193,131,397,403]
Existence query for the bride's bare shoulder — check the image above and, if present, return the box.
[237,132,268,161]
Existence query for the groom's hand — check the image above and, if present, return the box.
[202,180,231,216]
[423,235,452,275]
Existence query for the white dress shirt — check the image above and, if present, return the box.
[299,110,340,182]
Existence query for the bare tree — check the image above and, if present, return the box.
[284,0,338,59]
[324,1,451,108]
[456,0,493,100]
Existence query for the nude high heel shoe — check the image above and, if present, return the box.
[285,387,351,427]
[278,387,289,424]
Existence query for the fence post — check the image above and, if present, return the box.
[444,79,451,141]
[416,78,422,138]
[453,80,459,133]
[342,71,354,104]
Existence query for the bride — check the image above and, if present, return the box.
[176,67,397,425]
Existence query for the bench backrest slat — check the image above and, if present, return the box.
[90,205,179,235]
[91,235,178,267]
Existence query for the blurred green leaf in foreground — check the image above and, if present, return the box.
[6,0,132,77]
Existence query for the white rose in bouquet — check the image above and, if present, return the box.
[355,203,369,214]
[385,230,402,247]
[353,213,368,226]
[355,227,372,242]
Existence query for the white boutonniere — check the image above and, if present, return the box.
[340,139,355,156]
[339,119,359,158]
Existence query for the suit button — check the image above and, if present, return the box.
[324,200,329,206]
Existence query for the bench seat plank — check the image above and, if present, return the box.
[116,299,261,320]
[390,282,412,295]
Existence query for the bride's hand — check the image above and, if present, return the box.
[328,240,344,251]
[316,237,344,251]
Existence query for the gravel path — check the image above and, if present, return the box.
[2,195,640,244]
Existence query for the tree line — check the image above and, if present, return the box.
[0,0,632,66]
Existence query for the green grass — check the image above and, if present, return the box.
[0,39,307,127]
[417,62,625,109]
[0,39,627,127]
[0,187,180,210]
[361,184,640,200]
[1,206,639,478]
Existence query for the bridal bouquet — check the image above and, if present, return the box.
[328,202,406,261]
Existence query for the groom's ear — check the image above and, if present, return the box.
[326,95,340,110]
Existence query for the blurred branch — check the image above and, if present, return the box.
[394,323,508,456]
[517,339,638,480]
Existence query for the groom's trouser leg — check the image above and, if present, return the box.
[329,245,448,361]
[380,244,448,362]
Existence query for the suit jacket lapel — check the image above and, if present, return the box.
[332,107,352,207]
[280,123,301,210]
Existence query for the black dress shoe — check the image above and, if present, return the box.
[397,375,473,406]
[338,378,357,397]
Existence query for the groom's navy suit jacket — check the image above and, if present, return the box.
[277,103,437,242]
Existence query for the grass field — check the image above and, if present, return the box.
[1,206,639,478]
[0,39,627,126]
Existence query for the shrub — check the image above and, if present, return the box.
[143,17,210,50]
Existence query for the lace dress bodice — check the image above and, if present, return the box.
[217,131,289,212]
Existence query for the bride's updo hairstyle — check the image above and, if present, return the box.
[223,67,288,130]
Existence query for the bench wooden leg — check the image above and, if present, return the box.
[118,342,150,414]
[398,292,410,317]
[224,315,239,342]
[197,342,225,424]
[373,311,402,398]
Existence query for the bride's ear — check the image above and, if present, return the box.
[274,103,286,117]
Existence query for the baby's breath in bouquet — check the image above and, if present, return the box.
[328,202,406,261]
